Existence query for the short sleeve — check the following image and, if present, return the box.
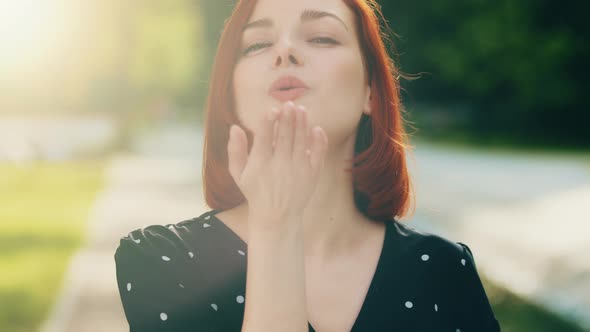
[114,225,218,332]
[454,242,501,331]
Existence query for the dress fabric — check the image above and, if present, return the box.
[115,209,501,332]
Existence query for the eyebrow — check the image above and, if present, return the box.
[242,9,349,33]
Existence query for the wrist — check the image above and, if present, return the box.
[247,212,303,239]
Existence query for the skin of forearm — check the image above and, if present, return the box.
[241,214,309,332]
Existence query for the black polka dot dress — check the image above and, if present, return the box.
[115,209,501,331]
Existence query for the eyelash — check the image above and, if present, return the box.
[241,37,339,55]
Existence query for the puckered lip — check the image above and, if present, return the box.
[268,75,309,93]
[268,75,310,102]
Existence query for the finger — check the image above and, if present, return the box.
[309,126,328,171]
[293,105,308,162]
[227,124,248,183]
[250,107,281,162]
[276,101,296,160]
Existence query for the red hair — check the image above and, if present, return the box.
[202,0,416,221]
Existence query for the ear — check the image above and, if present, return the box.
[362,84,372,116]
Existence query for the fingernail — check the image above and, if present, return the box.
[314,127,326,143]
[314,127,321,137]
[268,109,275,121]
[297,105,305,112]
[270,107,280,120]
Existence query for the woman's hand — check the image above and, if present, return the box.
[227,101,328,229]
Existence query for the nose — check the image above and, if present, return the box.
[273,42,304,67]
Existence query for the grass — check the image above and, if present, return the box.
[0,160,107,332]
[482,276,589,332]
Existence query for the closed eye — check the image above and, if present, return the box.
[309,37,339,45]
[241,37,339,56]
[241,42,273,55]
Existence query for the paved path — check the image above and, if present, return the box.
[39,127,590,331]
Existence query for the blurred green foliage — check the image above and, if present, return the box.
[4,0,585,149]
[0,0,206,123]
[0,161,106,332]
[6,0,583,149]
[379,0,587,147]
[86,0,206,115]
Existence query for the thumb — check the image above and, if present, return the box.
[227,125,249,184]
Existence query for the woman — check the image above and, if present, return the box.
[115,0,501,331]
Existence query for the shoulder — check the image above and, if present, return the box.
[113,211,223,276]
[115,223,183,263]
[389,219,468,264]
[113,211,225,329]
[387,220,483,292]
[389,220,500,330]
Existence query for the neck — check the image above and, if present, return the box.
[299,143,368,264]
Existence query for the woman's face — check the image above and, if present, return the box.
[232,0,371,149]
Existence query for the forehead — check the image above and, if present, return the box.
[248,0,353,26]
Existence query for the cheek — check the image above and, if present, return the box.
[313,52,367,143]
[232,67,251,129]
[330,54,365,94]
[315,51,366,114]
[232,64,250,109]
[232,63,267,132]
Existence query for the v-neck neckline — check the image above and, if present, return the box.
[208,210,390,332]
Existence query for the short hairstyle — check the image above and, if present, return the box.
[202,0,415,221]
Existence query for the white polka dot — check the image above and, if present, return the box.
[434,304,438,312]
[160,312,168,321]
[456,329,461,332]
[461,259,466,266]
[238,250,245,256]
[126,283,132,291]
[204,215,211,220]
[405,301,413,308]
[203,223,211,228]
[236,295,245,303]
[421,254,430,261]
[133,238,141,244]
[162,256,171,261]
[211,303,218,311]
[188,251,194,258]
[179,283,184,288]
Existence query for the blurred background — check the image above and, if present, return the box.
[0,0,588,331]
